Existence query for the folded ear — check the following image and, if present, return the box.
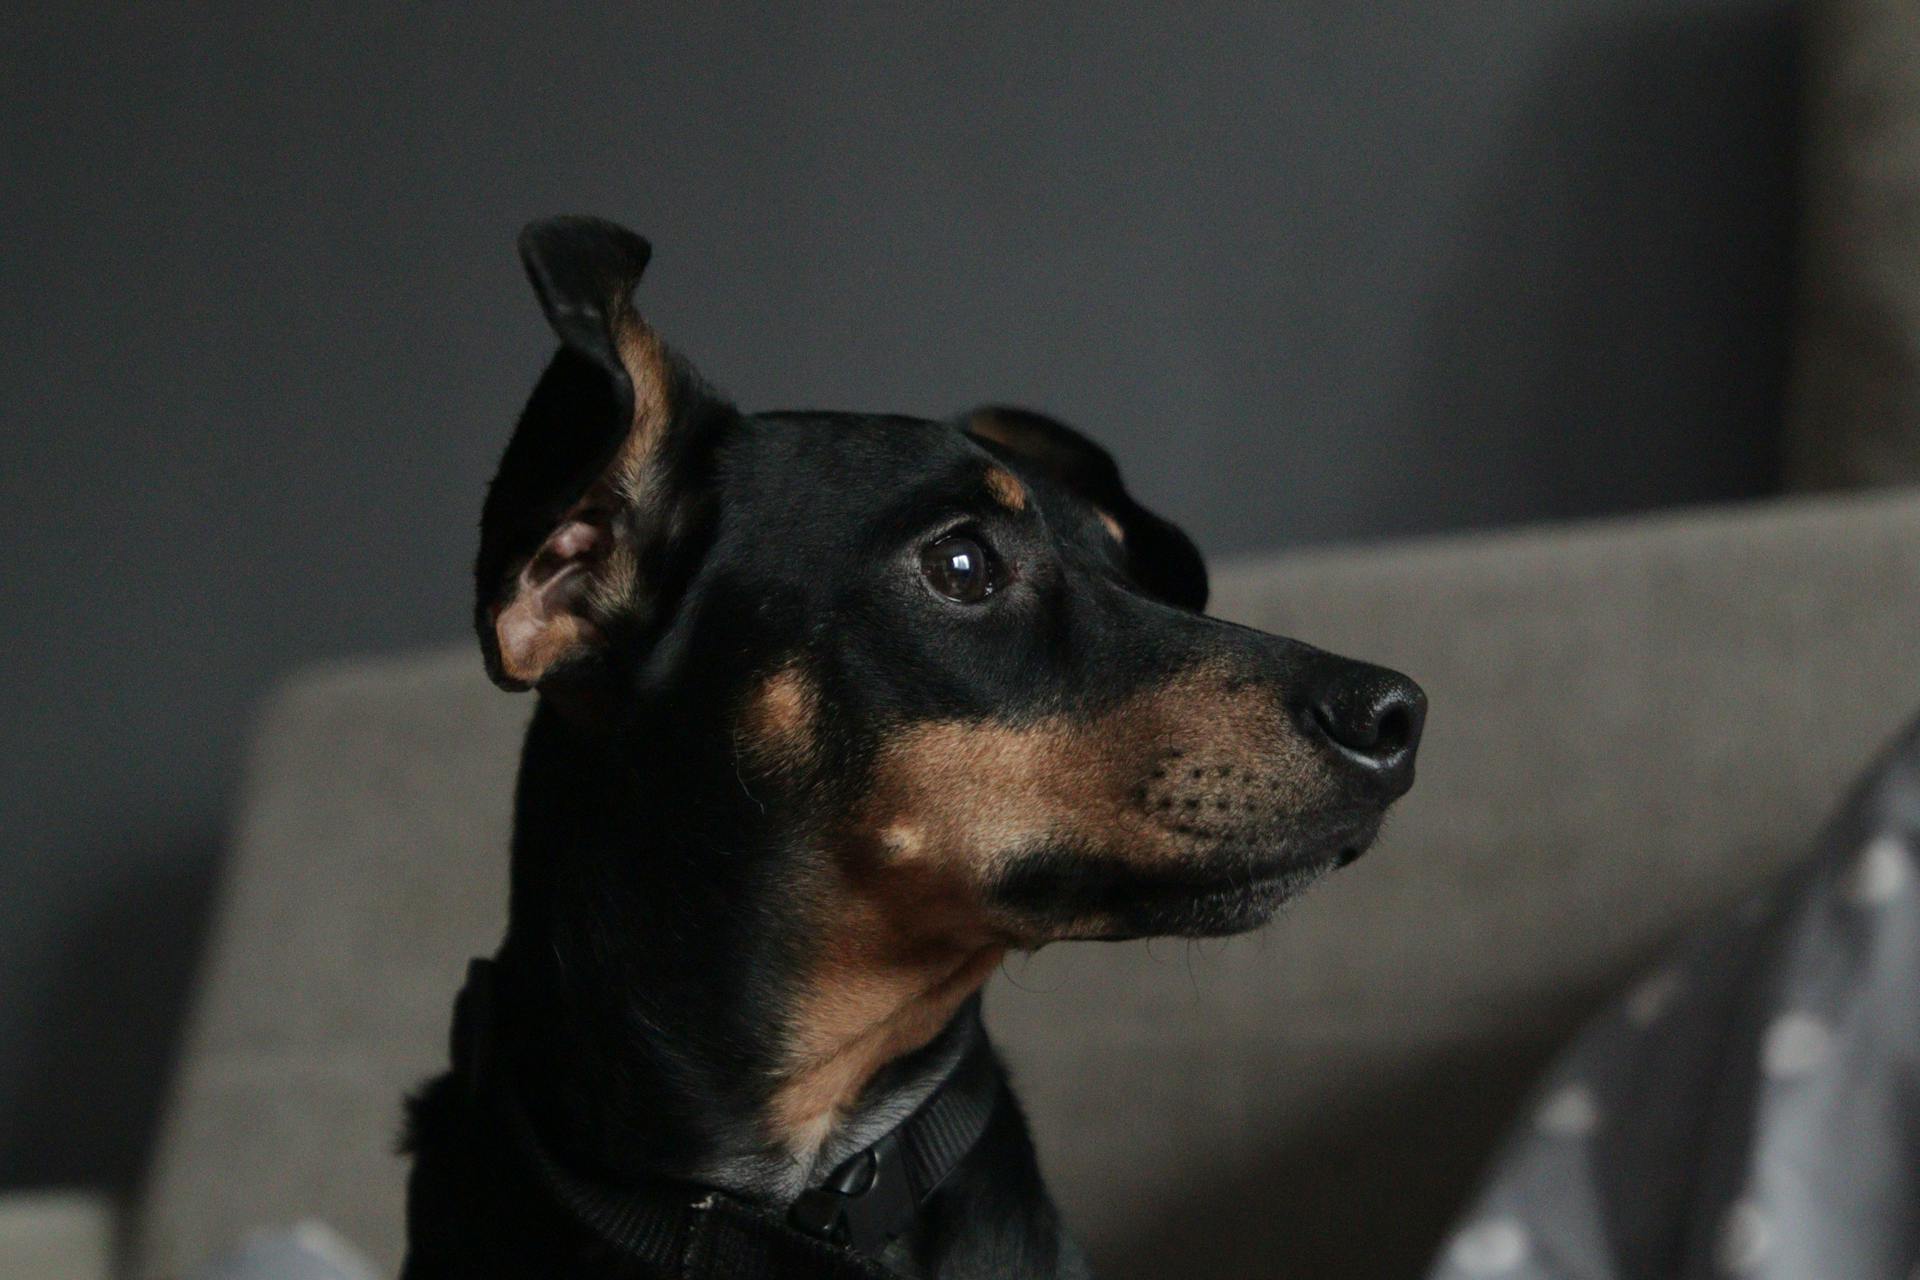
[964,407,1208,612]
[475,216,727,692]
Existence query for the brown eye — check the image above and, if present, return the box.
[920,534,999,603]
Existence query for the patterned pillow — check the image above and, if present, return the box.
[1428,710,1920,1279]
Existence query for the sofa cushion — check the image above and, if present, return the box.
[136,489,1920,1279]
[0,1191,114,1280]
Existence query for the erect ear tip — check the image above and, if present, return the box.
[517,217,654,362]
[517,215,652,281]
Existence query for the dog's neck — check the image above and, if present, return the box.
[492,701,998,1204]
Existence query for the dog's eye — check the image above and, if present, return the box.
[921,533,1000,604]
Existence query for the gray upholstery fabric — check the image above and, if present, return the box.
[135,488,1920,1280]
[1428,716,1920,1279]
[0,1191,114,1280]
[191,1224,375,1280]
[1786,0,1920,489]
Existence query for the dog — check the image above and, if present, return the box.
[400,216,1425,1280]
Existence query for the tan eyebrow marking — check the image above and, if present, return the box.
[1095,509,1125,543]
[984,466,1028,511]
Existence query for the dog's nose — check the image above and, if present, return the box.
[1305,661,1426,796]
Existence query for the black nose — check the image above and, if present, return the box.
[1306,661,1426,795]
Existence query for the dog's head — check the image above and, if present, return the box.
[479,216,1423,957]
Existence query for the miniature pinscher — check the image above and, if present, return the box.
[401,216,1425,1280]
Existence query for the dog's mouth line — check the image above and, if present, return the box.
[1153,851,1345,903]
[985,809,1386,933]
[1191,816,1386,896]
[1103,830,1375,907]
[1181,813,1384,880]
[1061,854,1349,943]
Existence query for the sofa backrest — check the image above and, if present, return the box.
[136,489,1920,1279]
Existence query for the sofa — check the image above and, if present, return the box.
[88,485,1914,1280]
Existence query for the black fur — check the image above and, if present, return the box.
[401,217,1425,1279]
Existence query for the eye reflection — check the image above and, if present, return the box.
[921,534,998,603]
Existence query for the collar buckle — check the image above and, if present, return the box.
[789,1131,916,1252]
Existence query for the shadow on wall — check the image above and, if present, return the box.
[0,832,223,1202]
[1364,4,1798,533]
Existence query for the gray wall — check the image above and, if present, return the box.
[2,1,1796,1195]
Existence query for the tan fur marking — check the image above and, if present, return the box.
[494,606,596,687]
[738,664,820,775]
[984,465,1027,511]
[854,664,1326,889]
[768,941,1004,1156]
[767,662,1332,1151]
[1095,508,1125,543]
[487,317,676,686]
[767,767,1023,1152]
[607,320,676,502]
[583,532,641,620]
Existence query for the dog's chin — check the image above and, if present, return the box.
[1085,858,1340,939]
[991,814,1385,943]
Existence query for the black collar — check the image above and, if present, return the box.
[452,958,1002,1279]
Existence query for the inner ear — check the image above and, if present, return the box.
[964,406,1209,612]
[491,497,615,688]
[475,216,726,693]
